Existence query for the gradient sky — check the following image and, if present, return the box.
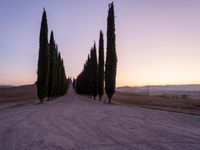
[0,0,200,86]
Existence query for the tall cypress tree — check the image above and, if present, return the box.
[105,2,117,104]
[98,31,104,101]
[88,49,93,97]
[91,43,98,100]
[53,45,58,98]
[48,31,56,100]
[60,58,66,96]
[60,58,67,95]
[57,52,62,96]
[37,8,49,103]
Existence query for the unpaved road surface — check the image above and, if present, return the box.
[0,85,200,150]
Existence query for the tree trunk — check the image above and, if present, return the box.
[99,96,102,102]
[40,99,44,103]
[108,98,111,104]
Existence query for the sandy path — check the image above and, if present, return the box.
[0,85,200,150]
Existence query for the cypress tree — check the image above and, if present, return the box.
[48,31,56,100]
[37,8,49,103]
[60,59,68,95]
[76,47,95,97]
[105,2,117,104]
[91,43,98,100]
[36,10,69,99]
[57,52,62,96]
[53,45,59,98]
[98,31,104,101]
[60,59,64,95]
[72,78,76,90]
[76,43,99,99]
[88,49,93,97]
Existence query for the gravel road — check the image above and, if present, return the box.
[0,85,200,150]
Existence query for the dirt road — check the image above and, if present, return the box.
[0,85,200,150]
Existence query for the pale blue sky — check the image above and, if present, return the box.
[0,0,200,86]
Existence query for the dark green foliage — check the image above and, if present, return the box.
[105,2,117,103]
[76,44,98,99]
[72,78,76,90]
[60,59,68,95]
[37,10,69,102]
[48,31,56,99]
[98,31,104,101]
[37,9,49,103]
[53,45,59,98]
[76,52,92,96]
[56,52,62,96]
[76,2,117,104]
[91,43,98,99]
[55,51,69,97]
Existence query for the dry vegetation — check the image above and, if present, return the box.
[1,85,200,115]
[110,92,200,115]
[0,85,38,108]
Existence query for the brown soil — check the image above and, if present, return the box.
[0,84,38,108]
[1,85,200,115]
[110,92,200,115]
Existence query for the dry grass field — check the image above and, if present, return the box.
[1,85,200,115]
[111,92,200,115]
[0,84,38,108]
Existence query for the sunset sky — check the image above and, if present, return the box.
[0,0,200,86]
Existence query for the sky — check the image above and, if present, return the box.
[0,0,200,86]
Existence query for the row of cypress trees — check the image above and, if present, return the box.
[76,2,117,103]
[76,42,98,100]
[47,31,69,100]
[37,9,69,103]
